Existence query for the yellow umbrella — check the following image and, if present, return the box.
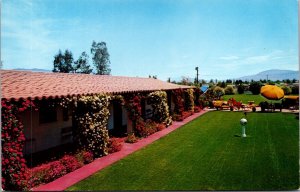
[260,85,285,100]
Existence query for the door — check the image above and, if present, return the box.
[113,101,126,136]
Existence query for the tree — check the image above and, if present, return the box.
[53,49,74,73]
[201,79,207,84]
[221,81,226,88]
[281,85,292,95]
[291,85,299,94]
[234,80,243,85]
[181,76,192,85]
[64,50,74,72]
[73,52,93,74]
[284,79,291,84]
[53,50,64,72]
[224,85,235,95]
[237,84,245,94]
[91,41,111,75]
[213,86,225,99]
[249,81,262,95]
[149,75,157,79]
[226,79,232,84]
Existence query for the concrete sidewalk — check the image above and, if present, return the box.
[33,109,209,191]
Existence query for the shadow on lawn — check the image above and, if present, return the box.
[234,134,252,138]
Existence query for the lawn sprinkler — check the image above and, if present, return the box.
[240,118,247,137]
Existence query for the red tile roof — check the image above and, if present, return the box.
[1,70,192,101]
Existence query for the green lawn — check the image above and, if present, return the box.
[222,94,281,104]
[68,111,299,191]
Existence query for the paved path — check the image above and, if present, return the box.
[33,109,209,191]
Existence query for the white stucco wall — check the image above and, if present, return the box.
[20,99,141,155]
[20,106,72,155]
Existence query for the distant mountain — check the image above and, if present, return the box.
[238,69,299,81]
[13,68,52,73]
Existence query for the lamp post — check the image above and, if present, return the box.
[240,118,247,137]
[195,67,199,84]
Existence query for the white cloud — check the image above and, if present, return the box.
[219,49,297,66]
[2,0,91,70]
[243,55,270,64]
[212,49,298,79]
[2,1,59,69]
[219,56,239,60]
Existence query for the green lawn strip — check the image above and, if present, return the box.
[222,94,281,104]
[67,111,299,191]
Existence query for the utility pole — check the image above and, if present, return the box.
[267,75,268,83]
[195,67,199,85]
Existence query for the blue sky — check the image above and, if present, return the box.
[2,0,298,81]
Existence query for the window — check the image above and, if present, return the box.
[39,100,57,124]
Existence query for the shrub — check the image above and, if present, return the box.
[182,111,193,119]
[74,94,110,157]
[135,117,147,137]
[107,138,124,153]
[194,106,201,113]
[124,95,142,121]
[156,123,166,131]
[75,150,94,165]
[281,86,292,95]
[28,151,95,188]
[172,89,184,115]
[172,114,184,121]
[213,86,225,98]
[125,133,138,143]
[237,84,245,94]
[147,91,172,126]
[135,118,164,137]
[184,89,195,112]
[46,161,68,181]
[224,85,235,95]
[291,85,299,95]
[259,101,272,112]
[28,164,51,187]
[249,82,262,95]
[144,119,158,135]
[60,155,83,172]
[1,100,35,191]
[29,160,67,186]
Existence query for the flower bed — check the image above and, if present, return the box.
[194,106,202,113]
[125,133,138,143]
[107,137,124,153]
[135,118,166,137]
[172,111,194,121]
[27,150,94,188]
